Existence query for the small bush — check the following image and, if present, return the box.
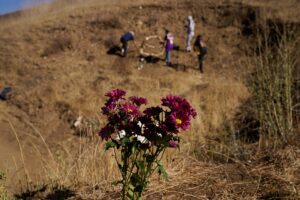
[249,26,296,149]
[90,17,122,30]
[145,16,157,27]
[42,33,72,57]
[0,171,8,200]
[104,35,118,49]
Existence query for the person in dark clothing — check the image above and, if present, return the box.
[120,31,136,57]
[193,35,207,73]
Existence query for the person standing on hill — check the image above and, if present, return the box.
[164,30,174,66]
[120,31,136,57]
[193,35,207,73]
[186,16,195,52]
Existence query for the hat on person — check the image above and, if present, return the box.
[188,16,193,21]
[130,31,135,37]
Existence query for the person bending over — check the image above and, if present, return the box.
[120,31,136,57]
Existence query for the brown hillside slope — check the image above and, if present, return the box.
[0,0,299,199]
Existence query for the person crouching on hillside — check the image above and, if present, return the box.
[120,31,136,57]
[185,16,195,52]
[164,30,174,66]
[193,35,207,73]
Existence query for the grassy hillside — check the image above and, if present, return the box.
[0,0,299,199]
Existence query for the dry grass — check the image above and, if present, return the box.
[0,171,8,200]
[42,33,73,57]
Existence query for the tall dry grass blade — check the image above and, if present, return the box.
[6,118,31,189]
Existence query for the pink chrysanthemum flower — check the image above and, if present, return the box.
[105,89,126,101]
[169,112,191,130]
[161,95,197,131]
[101,99,117,115]
[162,95,197,118]
[121,103,141,119]
[129,96,148,106]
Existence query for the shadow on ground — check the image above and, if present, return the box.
[14,185,76,200]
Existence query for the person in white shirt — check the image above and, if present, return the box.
[186,16,195,52]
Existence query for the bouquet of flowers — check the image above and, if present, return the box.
[99,89,197,200]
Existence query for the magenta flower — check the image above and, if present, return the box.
[105,89,126,101]
[169,112,191,130]
[161,95,179,110]
[121,103,141,119]
[129,96,148,106]
[162,96,196,114]
[99,90,196,147]
[143,106,163,117]
[168,140,177,148]
[162,95,197,118]
[98,89,198,200]
[99,125,114,140]
[101,99,117,115]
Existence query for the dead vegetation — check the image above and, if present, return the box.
[42,33,73,57]
[89,16,122,30]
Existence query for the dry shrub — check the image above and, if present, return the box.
[249,26,297,149]
[89,16,122,30]
[177,75,251,162]
[51,134,119,188]
[12,122,119,199]
[55,101,77,125]
[145,16,158,28]
[292,70,300,131]
[104,35,119,49]
[234,99,260,144]
[42,33,72,57]
[0,171,8,200]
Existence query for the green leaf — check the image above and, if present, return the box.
[111,180,123,186]
[126,190,134,200]
[126,184,135,200]
[104,141,116,151]
[130,174,145,196]
[128,184,135,191]
[135,160,145,170]
[122,137,130,145]
[157,161,168,180]
[131,144,136,154]
[160,134,173,147]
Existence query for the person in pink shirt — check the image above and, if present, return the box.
[164,30,174,66]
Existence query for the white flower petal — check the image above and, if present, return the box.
[136,135,148,144]
[137,121,145,128]
[119,130,126,138]
[116,130,126,140]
